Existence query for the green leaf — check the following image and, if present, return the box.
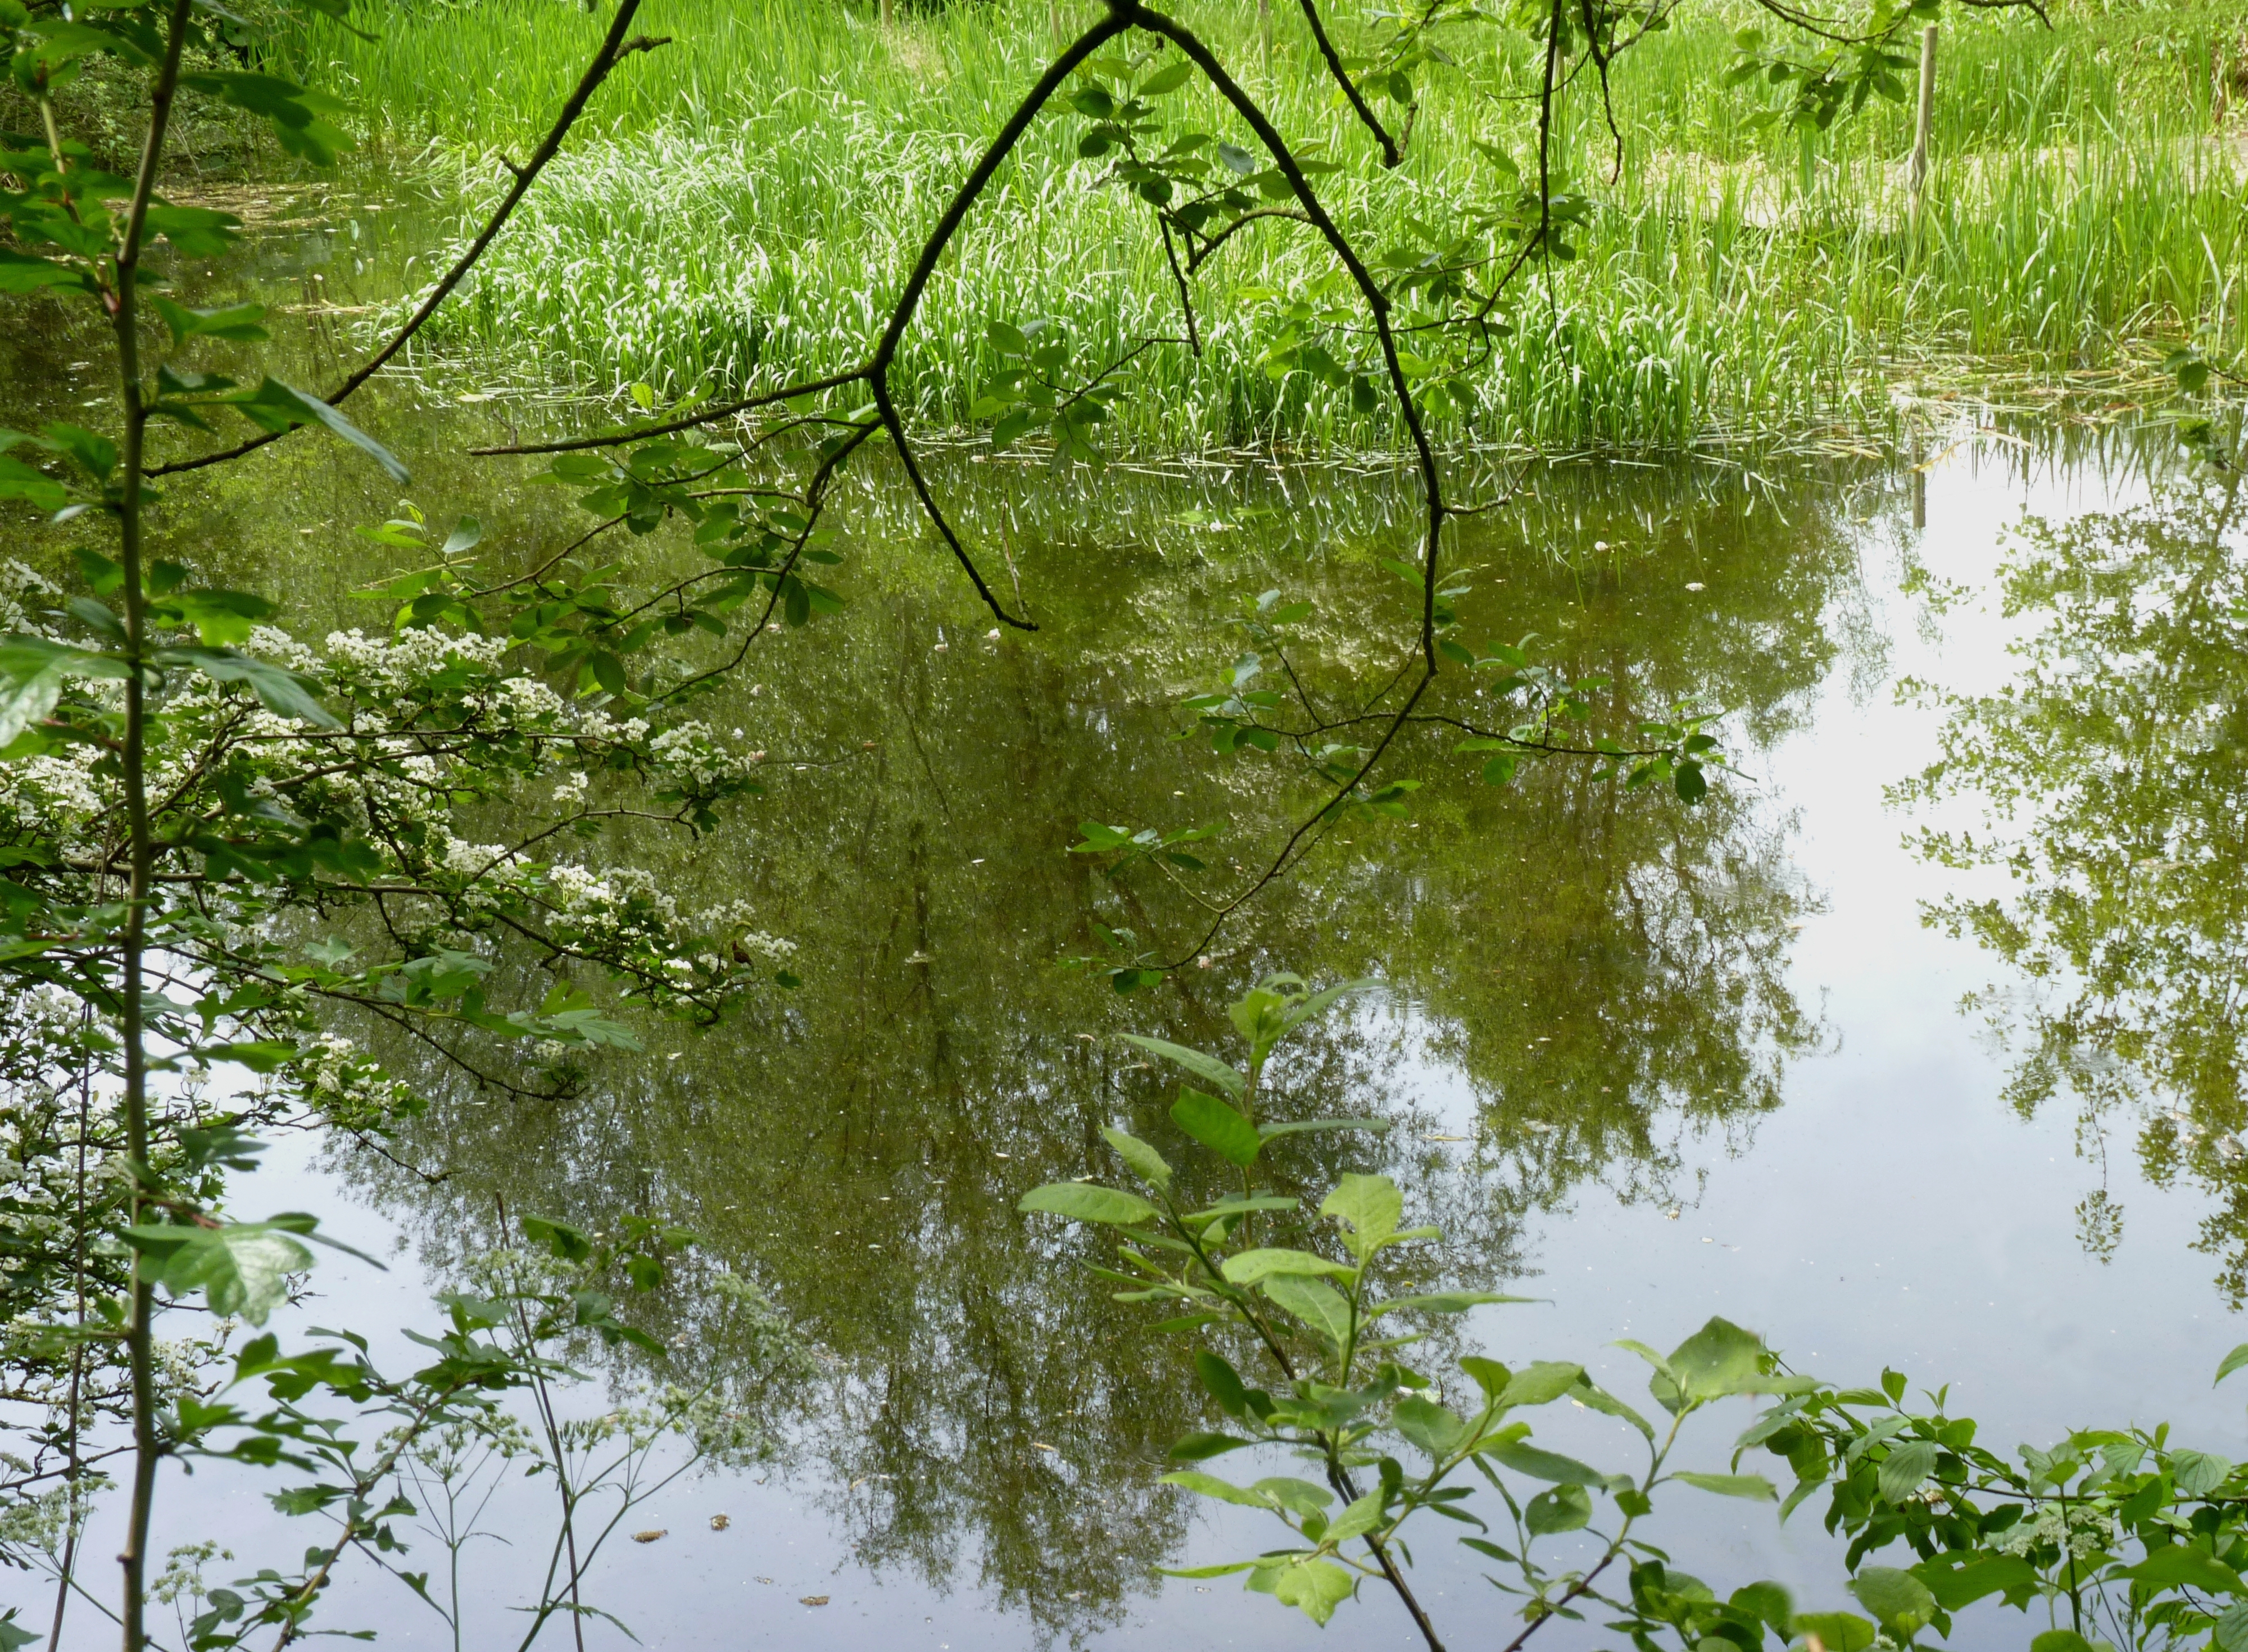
[1320,1173,1403,1257]
[1572,1378,1656,1440]
[1168,1432,1251,1461]
[2127,1544,2245,1595]
[2031,1633,2099,1652]
[1789,1612,1876,1652]
[1100,1125,1172,1190]
[1172,1086,1261,1167]
[1261,1273,1352,1344]
[164,588,277,647]
[157,646,340,728]
[1877,1438,1938,1505]
[151,296,269,345]
[1250,1558,1357,1626]
[1498,1361,1585,1408]
[1673,1471,1776,1501]
[0,1612,37,1652]
[2173,1450,2236,1497]
[1393,1394,1467,1459]
[121,1221,314,1325]
[1668,1317,1774,1401]
[1525,1483,1592,1535]
[1483,1438,1608,1487]
[2216,1602,2248,1652]
[1730,1582,1795,1633]
[2220,1344,2248,1386]
[0,251,92,296]
[1017,1183,1156,1226]
[1154,1560,1258,1579]
[1118,1034,1244,1098]
[0,634,130,747]
[1847,1567,1938,1639]
[1220,1248,1351,1285]
[229,378,408,483]
[1137,59,1195,96]
[1196,1350,1251,1416]
[1160,1469,1270,1508]
[1910,1554,2039,1612]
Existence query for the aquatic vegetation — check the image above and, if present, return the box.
[296,0,2248,450]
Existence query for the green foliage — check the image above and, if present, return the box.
[303,0,2244,452]
[1018,972,2248,1652]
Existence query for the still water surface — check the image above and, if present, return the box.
[14,196,2248,1650]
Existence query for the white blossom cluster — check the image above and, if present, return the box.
[1996,1500,2116,1560]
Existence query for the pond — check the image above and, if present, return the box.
[11,188,2248,1651]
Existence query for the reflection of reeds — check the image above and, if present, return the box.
[298,0,2248,452]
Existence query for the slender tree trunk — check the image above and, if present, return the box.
[1908,22,1937,234]
[111,4,196,1646]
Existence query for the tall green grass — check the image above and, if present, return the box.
[300,0,2248,450]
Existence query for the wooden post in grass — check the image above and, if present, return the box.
[1908,23,1937,233]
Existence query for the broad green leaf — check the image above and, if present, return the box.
[1137,59,1195,96]
[165,588,275,647]
[1910,1553,2039,1612]
[1669,1317,1776,1401]
[1250,1477,1333,1516]
[0,634,132,744]
[1393,1394,1467,1459]
[1017,1182,1155,1226]
[152,296,269,344]
[1789,1612,1876,1652]
[1525,1483,1592,1535]
[1196,1350,1251,1415]
[2173,1449,2235,1497]
[0,251,92,296]
[1498,1361,1585,1409]
[1172,1086,1261,1167]
[2217,1601,2248,1652]
[1877,1438,1938,1505]
[2127,1544,2245,1595]
[1461,1356,1511,1399]
[1321,1173,1403,1257]
[1730,1582,1795,1633]
[1250,1557,1356,1626]
[157,646,339,728]
[1673,1471,1776,1501]
[1221,1248,1350,1285]
[2217,1344,2248,1386]
[1100,1125,1172,1190]
[1847,1567,1938,1638]
[121,1221,314,1325]
[1169,1432,1252,1460]
[2031,1633,2099,1652]
[1118,1033,1243,1098]
[1261,1273,1352,1344]
[1323,1488,1388,1542]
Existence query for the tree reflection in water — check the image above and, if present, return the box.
[317,454,1855,1639]
[1898,478,2248,1301]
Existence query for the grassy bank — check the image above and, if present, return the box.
[297,0,2248,450]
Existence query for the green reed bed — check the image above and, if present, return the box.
[298,0,2248,451]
